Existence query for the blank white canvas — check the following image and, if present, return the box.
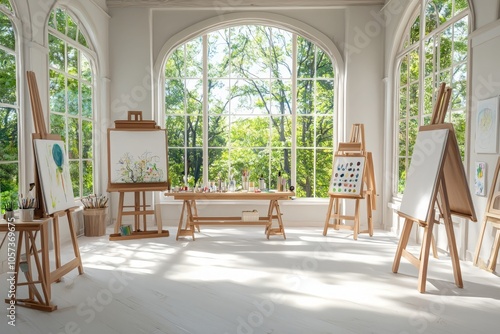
[399,129,449,222]
[34,139,75,214]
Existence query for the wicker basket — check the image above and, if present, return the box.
[83,208,107,237]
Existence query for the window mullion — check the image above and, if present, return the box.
[291,34,297,191]
[202,34,209,186]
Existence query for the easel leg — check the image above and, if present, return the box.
[353,199,360,240]
[487,229,500,272]
[333,199,340,230]
[115,192,125,234]
[392,218,413,273]
[142,191,147,231]
[66,210,84,275]
[323,196,334,236]
[473,218,489,267]
[134,192,140,231]
[418,220,434,293]
[52,214,62,282]
[367,194,373,237]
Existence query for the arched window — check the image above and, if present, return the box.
[48,7,95,198]
[0,0,18,210]
[396,0,469,195]
[164,25,336,198]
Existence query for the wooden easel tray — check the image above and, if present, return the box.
[114,120,159,129]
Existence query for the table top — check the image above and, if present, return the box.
[164,191,295,201]
[0,218,50,232]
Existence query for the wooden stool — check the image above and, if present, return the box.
[1,218,56,312]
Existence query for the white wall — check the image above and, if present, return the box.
[384,0,500,270]
[108,5,386,229]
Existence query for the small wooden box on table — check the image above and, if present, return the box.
[165,191,294,240]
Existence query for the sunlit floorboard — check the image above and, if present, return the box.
[1,227,499,334]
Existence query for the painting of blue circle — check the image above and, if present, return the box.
[52,143,64,167]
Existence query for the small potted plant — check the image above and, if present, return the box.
[3,200,15,220]
[82,194,108,237]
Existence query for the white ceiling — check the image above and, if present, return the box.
[106,0,386,8]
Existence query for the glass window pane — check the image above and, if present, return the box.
[424,76,434,115]
[0,50,16,105]
[165,79,185,115]
[68,117,79,159]
[451,111,465,158]
[410,16,420,44]
[186,79,202,114]
[316,149,333,198]
[296,149,314,197]
[67,14,77,40]
[270,148,291,187]
[208,29,230,78]
[208,115,229,147]
[409,83,419,117]
[231,116,268,147]
[67,78,79,115]
[166,116,185,147]
[167,148,185,187]
[271,28,292,79]
[425,37,435,76]
[0,163,18,211]
[208,79,229,114]
[455,0,469,15]
[165,47,185,78]
[231,79,269,115]
[81,53,92,82]
[208,148,229,181]
[316,47,333,78]
[439,27,453,70]
[398,120,407,157]
[82,120,93,159]
[296,116,314,147]
[70,160,80,197]
[49,70,66,113]
[297,37,315,78]
[409,49,419,82]
[271,115,291,147]
[83,160,93,196]
[67,46,78,76]
[271,79,291,115]
[399,56,408,86]
[82,83,92,118]
[398,157,406,194]
[408,118,419,157]
[452,63,467,110]
[55,8,66,34]
[0,12,15,50]
[316,116,333,147]
[399,86,407,119]
[0,107,17,161]
[297,80,313,115]
[186,115,203,147]
[315,80,334,114]
[453,17,468,63]
[187,148,203,186]
[185,37,202,78]
[50,113,66,143]
[49,35,65,70]
[77,30,88,48]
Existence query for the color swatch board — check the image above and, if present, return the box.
[330,156,365,196]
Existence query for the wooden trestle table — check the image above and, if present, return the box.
[165,191,295,240]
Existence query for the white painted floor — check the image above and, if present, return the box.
[1,226,499,334]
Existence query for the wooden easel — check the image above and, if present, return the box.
[474,156,500,272]
[392,83,476,293]
[107,111,170,241]
[11,71,84,311]
[323,124,376,240]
